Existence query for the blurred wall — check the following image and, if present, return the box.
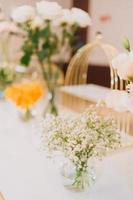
[89,0,133,65]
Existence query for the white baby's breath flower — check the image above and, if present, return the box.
[71,7,91,27]
[36,1,62,21]
[112,52,133,80]
[41,107,120,188]
[11,5,35,24]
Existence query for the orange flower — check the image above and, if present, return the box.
[5,81,43,109]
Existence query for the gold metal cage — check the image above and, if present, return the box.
[63,35,133,135]
[65,35,118,86]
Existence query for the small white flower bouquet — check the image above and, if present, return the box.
[41,107,121,191]
[111,38,133,113]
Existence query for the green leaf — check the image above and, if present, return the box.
[22,42,33,54]
[0,68,14,85]
[42,41,50,49]
[30,30,40,45]
[39,27,50,38]
[123,37,131,52]
[21,53,31,66]
[38,50,48,61]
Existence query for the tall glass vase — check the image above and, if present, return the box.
[38,59,63,116]
[40,62,61,116]
[44,89,58,116]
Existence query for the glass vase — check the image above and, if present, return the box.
[61,160,96,191]
[20,108,34,121]
[44,90,58,116]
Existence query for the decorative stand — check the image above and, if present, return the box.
[61,34,133,136]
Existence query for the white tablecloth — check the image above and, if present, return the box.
[0,101,133,200]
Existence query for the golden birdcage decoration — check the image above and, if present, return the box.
[59,34,133,136]
[65,34,118,86]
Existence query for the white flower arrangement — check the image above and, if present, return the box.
[111,38,133,81]
[110,39,133,113]
[41,107,121,190]
[11,1,91,28]
[11,1,92,65]
[10,1,91,115]
[112,51,133,80]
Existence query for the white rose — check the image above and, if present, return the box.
[11,5,35,24]
[71,8,91,27]
[54,8,91,27]
[36,1,62,21]
[112,52,133,80]
[55,9,72,25]
[105,90,129,112]
[31,16,43,29]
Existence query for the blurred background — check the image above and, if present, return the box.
[1,0,133,87]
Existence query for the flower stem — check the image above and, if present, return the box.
[72,163,88,191]
[22,108,33,121]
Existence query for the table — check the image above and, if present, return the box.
[0,101,133,200]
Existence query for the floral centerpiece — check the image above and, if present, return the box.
[106,38,133,113]
[11,1,91,115]
[5,81,43,120]
[41,107,120,191]
[103,38,133,134]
